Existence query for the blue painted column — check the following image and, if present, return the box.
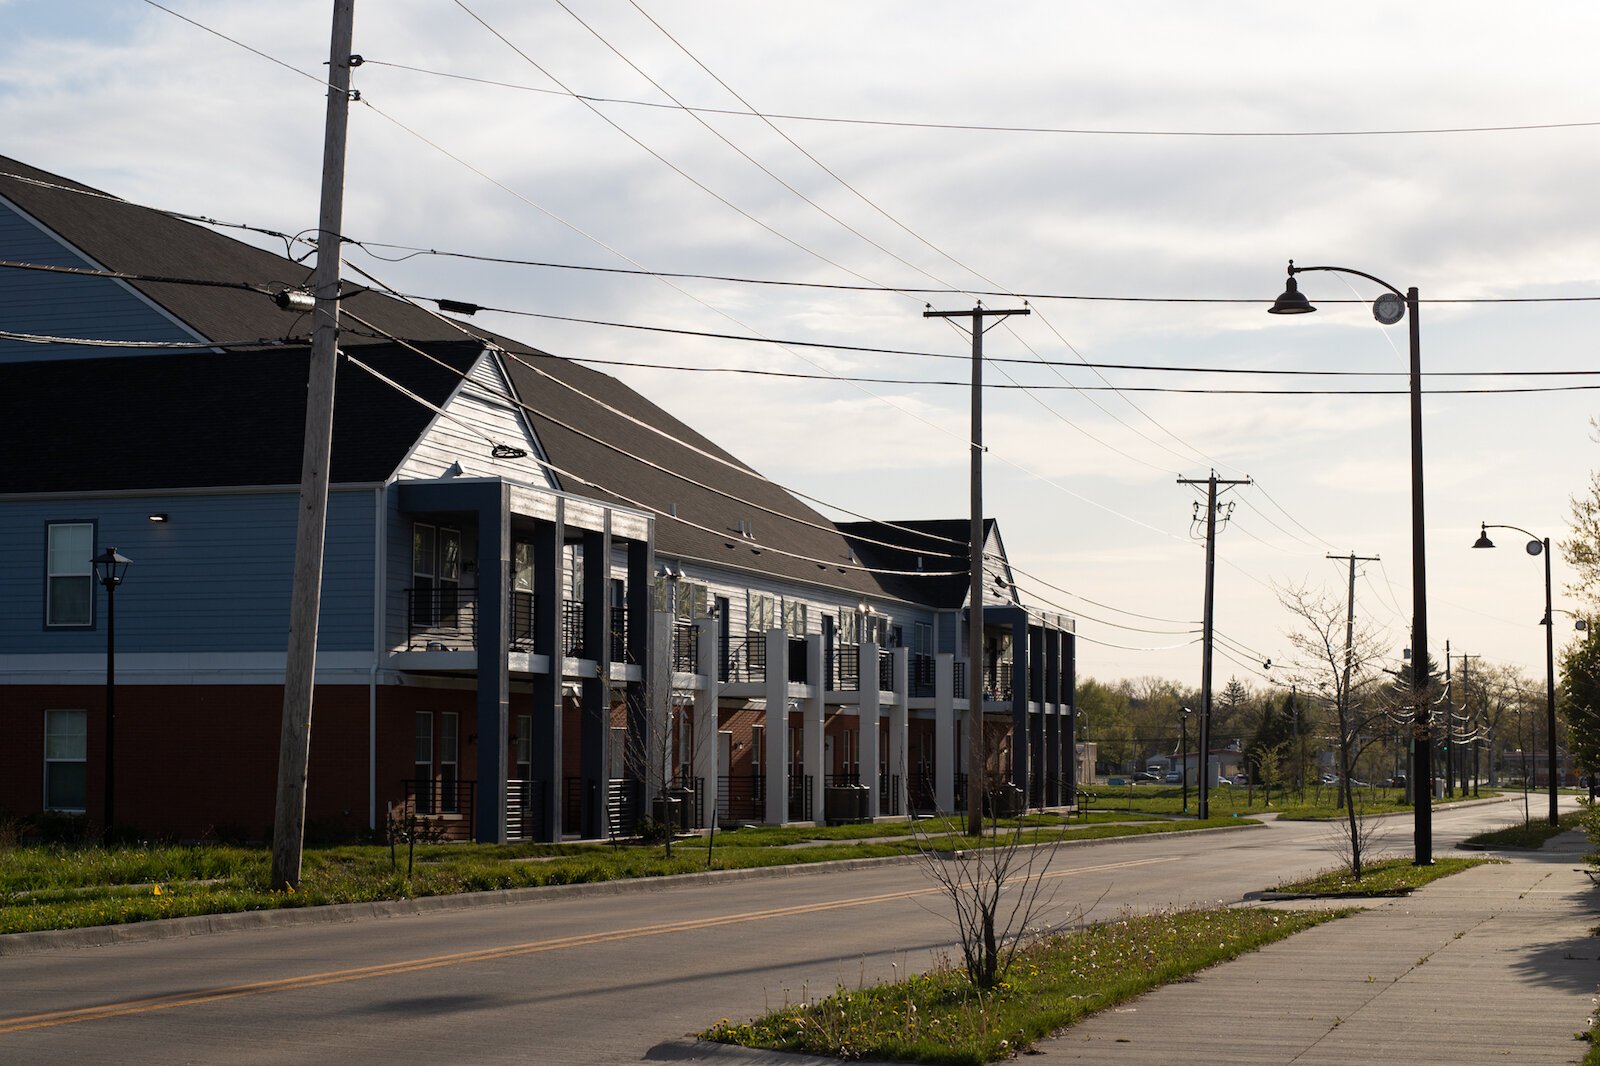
[1044,627,1061,806]
[580,524,612,839]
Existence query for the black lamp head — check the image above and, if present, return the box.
[1472,523,1495,550]
[1268,262,1316,314]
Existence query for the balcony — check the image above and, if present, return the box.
[406,587,478,651]
[671,621,698,674]
[404,588,630,662]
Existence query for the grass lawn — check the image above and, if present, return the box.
[0,814,1250,936]
[1270,856,1494,897]
[703,906,1350,1064]
[1084,783,1498,822]
[1460,809,1584,849]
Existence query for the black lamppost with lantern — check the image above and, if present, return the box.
[92,547,131,839]
[1472,522,1559,826]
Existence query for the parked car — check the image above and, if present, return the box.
[1232,773,1249,785]
[1133,771,1162,783]
[1164,770,1184,784]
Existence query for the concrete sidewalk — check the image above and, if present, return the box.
[650,833,1598,1065]
[1037,840,1600,1065]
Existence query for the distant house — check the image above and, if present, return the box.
[0,156,1076,842]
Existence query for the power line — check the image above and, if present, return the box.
[362,58,1600,140]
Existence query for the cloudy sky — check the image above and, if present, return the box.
[7,1,1600,695]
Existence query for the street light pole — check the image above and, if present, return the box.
[1473,523,1560,825]
[91,547,131,841]
[1270,261,1432,864]
[1180,707,1191,813]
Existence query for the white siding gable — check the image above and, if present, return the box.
[394,348,556,487]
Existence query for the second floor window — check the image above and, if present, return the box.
[783,599,807,637]
[46,522,94,627]
[748,591,776,633]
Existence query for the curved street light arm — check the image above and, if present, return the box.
[1288,263,1405,300]
[1481,521,1541,543]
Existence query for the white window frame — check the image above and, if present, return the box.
[43,709,88,811]
[439,711,459,814]
[414,711,434,814]
[46,522,95,628]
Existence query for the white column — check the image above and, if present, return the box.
[934,652,955,812]
[859,641,881,819]
[764,627,789,825]
[692,612,720,829]
[803,634,825,823]
[889,646,909,816]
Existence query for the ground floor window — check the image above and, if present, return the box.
[44,709,87,811]
[414,711,434,814]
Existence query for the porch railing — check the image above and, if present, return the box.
[399,778,476,841]
[788,774,814,822]
[505,778,545,840]
[909,771,937,812]
[877,654,895,692]
[909,654,936,698]
[718,774,766,823]
[878,771,901,817]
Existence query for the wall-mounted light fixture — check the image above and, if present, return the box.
[147,513,169,523]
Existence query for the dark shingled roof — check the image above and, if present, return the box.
[0,341,483,493]
[0,157,923,602]
[838,518,996,609]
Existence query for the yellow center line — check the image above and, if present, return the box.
[0,854,1176,1035]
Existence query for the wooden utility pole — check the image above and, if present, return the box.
[1330,551,1379,811]
[924,303,1028,836]
[1458,653,1481,797]
[1177,471,1249,819]
[270,0,356,892]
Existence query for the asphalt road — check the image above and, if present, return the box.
[0,796,1555,1065]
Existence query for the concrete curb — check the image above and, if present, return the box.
[0,821,1264,957]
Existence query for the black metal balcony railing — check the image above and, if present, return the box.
[909,654,936,698]
[562,600,586,657]
[787,636,809,684]
[510,590,536,651]
[825,772,862,787]
[835,644,860,691]
[726,636,766,684]
[671,621,698,674]
[953,660,967,697]
[984,661,1015,702]
[877,654,895,693]
[399,778,476,841]
[406,588,478,651]
[909,772,937,812]
[610,605,630,664]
